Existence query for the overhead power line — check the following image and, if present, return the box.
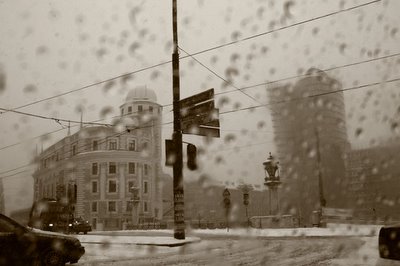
[1,49,399,152]
[181,0,381,58]
[178,46,261,104]
[0,107,112,127]
[221,51,400,95]
[0,163,34,176]
[1,77,397,180]
[0,0,380,114]
[0,170,32,180]
[220,77,400,115]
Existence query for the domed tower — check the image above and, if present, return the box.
[119,86,163,222]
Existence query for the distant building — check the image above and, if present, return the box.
[32,87,164,230]
[268,68,349,225]
[162,175,271,227]
[346,144,400,222]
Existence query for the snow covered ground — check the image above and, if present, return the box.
[73,224,400,265]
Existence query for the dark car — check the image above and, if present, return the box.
[0,213,84,266]
[379,224,400,260]
[69,217,92,235]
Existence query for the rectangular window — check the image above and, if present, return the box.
[91,202,98,212]
[127,181,134,193]
[126,201,133,212]
[141,141,148,152]
[128,106,132,113]
[109,162,116,174]
[138,105,143,113]
[108,180,117,193]
[121,108,124,115]
[91,181,98,193]
[144,181,148,194]
[149,106,153,113]
[72,145,77,155]
[109,140,117,150]
[128,162,135,174]
[128,140,136,151]
[144,164,149,176]
[92,163,98,175]
[93,140,98,151]
[108,201,116,212]
[143,202,148,213]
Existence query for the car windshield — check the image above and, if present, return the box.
[0,214,25,233]
[1,0,399,264]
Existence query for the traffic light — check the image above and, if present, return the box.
[223,188,231,208]
[187,143,197,170]
[243,192,249,206]
[165,139,175,167]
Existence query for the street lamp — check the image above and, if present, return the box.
[263,153,281,215]
[242,186,250,227]
[130,186,140,227]
[222,188,231,232]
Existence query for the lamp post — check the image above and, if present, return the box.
[263,153,281,216]
[241,186,250,227]
[223,188,231,232]
[130,186,140,227]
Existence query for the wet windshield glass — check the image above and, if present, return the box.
[0,0,399,265]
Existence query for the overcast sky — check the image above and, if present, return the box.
[0,0,399,214]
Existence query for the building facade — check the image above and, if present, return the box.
[32,87,163,230]
[346,145,400,222]
[268,68,349,225]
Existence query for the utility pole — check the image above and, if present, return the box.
[172,0,185,240]
[315,128,326,227]
[315,128,326,208]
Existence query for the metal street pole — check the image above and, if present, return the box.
[315,128,326,227]
[315,128,326,208]
[172,0,185,240]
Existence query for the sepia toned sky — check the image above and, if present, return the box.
[0,0,399,214]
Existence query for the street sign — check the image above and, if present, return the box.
[180,88,214,108]
[180,88,220,138]
[181,109,220,129]
[181,100,214,118]
[182,125,220,138]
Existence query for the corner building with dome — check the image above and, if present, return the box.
[32,87,164,230]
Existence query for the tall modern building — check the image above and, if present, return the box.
[32,87,163,230]
[268,68,349,225]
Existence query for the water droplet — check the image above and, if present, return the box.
[339,43,347,54]
[129,42,141,56]
[23,84,37,94]
[355,128,363,138]
[0,67,6,94]
[100,106,114,118]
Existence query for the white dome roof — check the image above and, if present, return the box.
[125,86,157,103]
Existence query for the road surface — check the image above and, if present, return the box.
[74,235,400,265]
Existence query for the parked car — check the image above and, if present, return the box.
[69,217,92,234]
[379,224,400,260]
[0,213,85,266]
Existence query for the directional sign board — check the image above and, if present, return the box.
[182,109,219,129]
[180,89,214,109]
[180,88,220,138]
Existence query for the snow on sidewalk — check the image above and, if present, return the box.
[76,234,200,247]
[78,223,381,247]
